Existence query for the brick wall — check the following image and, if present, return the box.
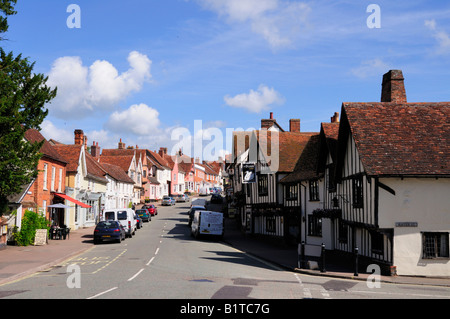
[22,157,66,220]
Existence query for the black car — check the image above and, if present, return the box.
[94,221,126,244]
[210,194,223,204]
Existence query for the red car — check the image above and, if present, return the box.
[143,204,158,216]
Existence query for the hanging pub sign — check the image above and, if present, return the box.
[242,163,256,184]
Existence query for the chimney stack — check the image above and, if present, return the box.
[118,138,125,150]
[289,119,300,132]
[91,141,100,158]
[261,112,276,130]
[159,147,168,157]
[74,129,84,146]
[331,112,339,123]
[381,70,407,103]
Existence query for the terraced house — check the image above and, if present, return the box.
[51,130,107,229]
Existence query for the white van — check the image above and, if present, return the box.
[191,210,224,239]
[104,208,136,238]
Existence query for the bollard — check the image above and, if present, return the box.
[354,246,359,276]
[299,241,305,269]
[320,243,326,273]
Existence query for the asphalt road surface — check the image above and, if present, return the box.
[1,199,449,307]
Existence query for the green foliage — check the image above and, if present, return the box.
[0,0,17,37]
[13,210,49,246]
[0,0,57,216]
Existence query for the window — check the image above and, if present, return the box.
[266,217,276,233]
[309,180,319,201]
[422,232,449,259]
[51,166,56,191]
[58,168,63,192]
[327,164,336,192]
[286,184,298,200]
[352,176,363,208]
[370,231,384,255]
[43,163,48,190]
[258,175,268,196]
[338,222,348,244]
[308,215,322,236]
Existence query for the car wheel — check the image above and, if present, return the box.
[116,236,122,243]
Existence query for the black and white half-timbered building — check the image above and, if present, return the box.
[230,114,316,242]
[332,70,450,276]
[229,70,449,277]
[281,114,340,260]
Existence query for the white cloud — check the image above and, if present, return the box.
[351,59,390,79]
[47,51,152,118]
[197,0,311,48]
[224,84,284,113]
[425,19,450,55]
[105,103,160,136]
[40,120,74,144]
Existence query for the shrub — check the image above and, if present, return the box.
[14,210,49,246]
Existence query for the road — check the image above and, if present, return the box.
[1,198,449,305]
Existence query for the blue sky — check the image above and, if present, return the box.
[3,0,450,160]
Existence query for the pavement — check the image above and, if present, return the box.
[1,210,449,289]
[222,216,450,288]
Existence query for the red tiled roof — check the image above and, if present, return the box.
[280,134,321,183]
[24,129,67,165]
[85,153,108,183]
[53,144,83,172]
[99,155,134,172]
[101,163,134,184]
[339,102,450,176]
[147,150,171,170]
[255,131,317,173]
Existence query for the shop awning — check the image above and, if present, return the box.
[54,193,91,208]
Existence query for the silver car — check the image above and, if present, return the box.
[162,196,175,206]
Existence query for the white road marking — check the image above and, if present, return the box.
[128,268,145,281]
[87,287,118,299]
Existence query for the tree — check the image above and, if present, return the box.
[0,0,57,215]
[0,0,16,37]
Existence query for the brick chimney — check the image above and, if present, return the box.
[331,112,339,123]
[118,138,125,150]
[74,129,84,146]
[261,112,276,130]
[91,141,100,158]
[289,119,300,132]
[381,70,407,103]
[159,147,168,157]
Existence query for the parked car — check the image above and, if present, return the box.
[210,194,223,204]
[175,194,189,202]
[162,196,175,206]
[135,213,143,229]
[104,208,137,238]
[136,208,151,222]
[143,204,158,216]
[188,205,206,227]
[93,220,126,244]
